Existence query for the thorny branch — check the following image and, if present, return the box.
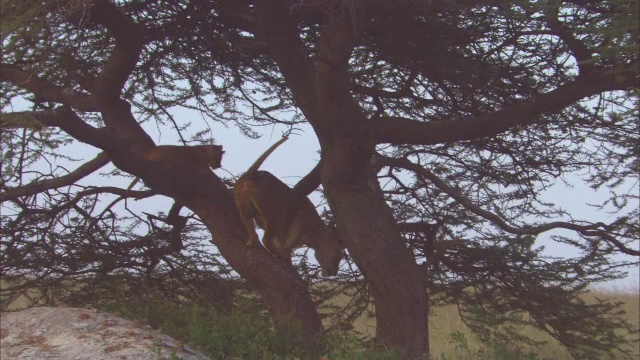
[378,156,640,256]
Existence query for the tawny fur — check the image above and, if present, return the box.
[233,137,343,276]
[125,144,224,192]
[144,144,224,171]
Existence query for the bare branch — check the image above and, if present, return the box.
[293,161,322,197]
[290,0,502,19]
[544,2,594,69]
[1,152,111,203]
[378,156,640,256]
[371,69,638,145]
[314,0,366,134]
[88,0,145,102]
[0,63,97,111]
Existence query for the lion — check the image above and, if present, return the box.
[125,144,224,192]
[144,144,224,171]
[234,137,344,276]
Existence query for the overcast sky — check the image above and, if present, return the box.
[3,100,638,291]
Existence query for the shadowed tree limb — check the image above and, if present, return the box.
[253,0,321,134]
[378,156,640,257]
[1,152,112,203]
[0,111,47,130]
[87,0,146,103]
[371,69,638,146]
[290,0,502,20]
[292,161,322,197]
[544,1,594,70]
[0,63,97,111]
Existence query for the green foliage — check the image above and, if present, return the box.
[431,331,539,360]
[141,303,406,360]
[592,0,639,66]
[1,1,639,359]
[2,273,638,359]
[94,288,398,360]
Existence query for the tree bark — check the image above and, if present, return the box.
[185,180,323,339]
[322,157,429,357]
[29,106,324,341]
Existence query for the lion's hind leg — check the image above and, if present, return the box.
[234,191,261,247]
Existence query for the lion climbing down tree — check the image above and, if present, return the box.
[234,136,344,276]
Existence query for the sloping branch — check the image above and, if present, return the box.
[314,0,365,134]
[9,186,155,219]
[378,156,640,256]
[290,0,501,19]
[544,2,594,69]
[0,111,45,130]
[0,63,97,111]
[1,152,112,203]
[88,0,145,102]
[254,0,320,131]
[397,221,439,233]
[293,161,322,197]
[29,108,119,150]
[216,0,254,31]
[64,0,155,153]
[371,69,637,146]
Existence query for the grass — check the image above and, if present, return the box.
[343,289,639,359]
[2,278,638,359]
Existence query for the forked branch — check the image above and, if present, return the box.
[0,63,97,111]
[1,152,112,203]
[87,0,145,102]
[378,156,640,256]
[371,69,638,146]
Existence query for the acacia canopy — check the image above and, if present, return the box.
[1,0,638,358]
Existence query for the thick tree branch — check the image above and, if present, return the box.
[545,2,594,70]
[315,2,367,134]
[378,156,640,256]
[352,75,425,101]
[291,0,501,19]
[27,108,159,186]
[3,2,154,154]
[88,0,145,103]
[371,70,637,145]
[313,1,379,187]
[78,1,155,154]
[0,63,97,111]
[293,161,322,197]
[397,221,439,234]
[254,0,321,133]
[0,111,45,130]
[29,108,123,152]
[216,0,254,32]
[1,152,111,203]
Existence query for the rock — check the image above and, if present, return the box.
[1,306,209,360]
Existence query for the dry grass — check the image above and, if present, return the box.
[3,277,638,359]
[338,288,640,359]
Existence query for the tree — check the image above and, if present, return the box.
[1,0,638,358]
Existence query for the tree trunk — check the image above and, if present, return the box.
[185,179,322,339]
[322,163,429,357]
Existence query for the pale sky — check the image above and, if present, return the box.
[3,100,638,291]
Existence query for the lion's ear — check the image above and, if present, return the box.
[206,145,224,169]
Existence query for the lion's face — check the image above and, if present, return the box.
[206,145,225,169]
[315,239,343,277]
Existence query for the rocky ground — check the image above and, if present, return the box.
[0,306,209,359]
